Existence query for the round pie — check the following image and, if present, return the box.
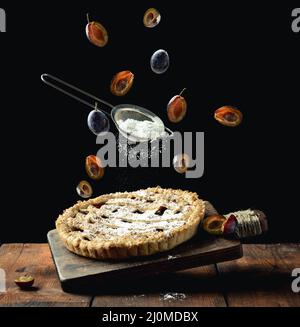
[56,186,205,259]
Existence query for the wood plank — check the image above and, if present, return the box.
[92,264,227,307]
[0,244,91,307]
[2,243,299,307]
[216,244,300,307]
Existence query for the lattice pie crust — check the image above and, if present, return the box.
[56,187,205,259]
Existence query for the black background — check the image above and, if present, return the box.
[0,308,298,325]
[0,1,299,243]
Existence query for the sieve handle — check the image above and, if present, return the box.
[41,73,114,114]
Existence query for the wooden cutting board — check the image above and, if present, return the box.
[48,202,242,293]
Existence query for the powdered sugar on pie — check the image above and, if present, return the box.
[56,186,205,259]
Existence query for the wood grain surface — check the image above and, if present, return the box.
[91,265,227,307]
[0,244,90,307]
[217,243,300,307]
[0,244,299,307]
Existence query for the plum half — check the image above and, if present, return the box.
[110,71,134,96]
[173,153,190,174]
[85,155,105,180]
[76,180,93,199]
[167,88,187,123]
[202,215,226,235]
[15,275,35,289]
[202,214,238,235]
[85,13,108,47]
[214,106,243,127]
[143,8,161,28]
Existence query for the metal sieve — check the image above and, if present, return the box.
[41,74,173,142]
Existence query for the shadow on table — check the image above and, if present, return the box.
[65,266,292,295]
[65,269,221,295]
[216,269,292,293]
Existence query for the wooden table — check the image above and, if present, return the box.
[0,243,299,307]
